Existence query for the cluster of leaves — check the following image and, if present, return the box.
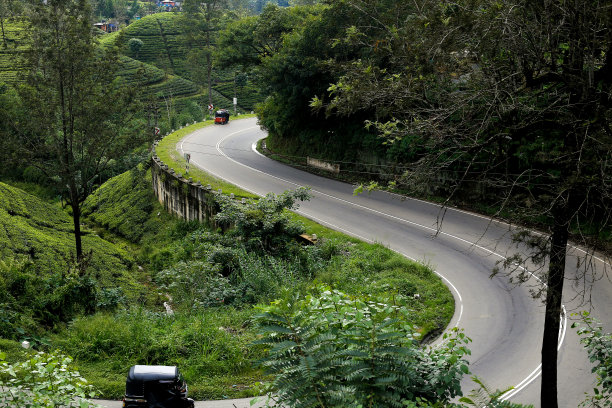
[574,313,612,407]
[0,351,99,408]
[215,3,394,171]
[155,246,323,309]
[152,186,325,310]
[254,288,471,407]
[214,186,311,253]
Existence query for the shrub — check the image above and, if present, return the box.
[96,287,127,312]
[155,249,318,310]
[214,187,311,254]
[0,351,99,407]
[254,288,471,407]
[128,38,143,58]
[574,312,612,407]
[155,260,230,308]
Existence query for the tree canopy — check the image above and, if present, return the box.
[14,0,139,262]
[316,1,611,407]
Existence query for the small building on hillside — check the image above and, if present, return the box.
[160,0,181,11]
[94,21,119,33]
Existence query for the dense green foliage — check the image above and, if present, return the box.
[254,288,470,407]
[574,313,612,407]
[0,351,99,407]
[37,164,453,398]
[82,164,158,243]
[215,187,311,253]
[53,308,263,399]
[0,182,148,337]
[222,3,390,171]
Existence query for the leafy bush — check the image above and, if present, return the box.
[155,260,230,307]
[574,312,612,407]
[214,187,311,253]
[254,288,471,407]
[128,38,144,58]
[155,248,318,310]
[0,351,99,408]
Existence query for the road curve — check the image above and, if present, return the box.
[175,117,612,407]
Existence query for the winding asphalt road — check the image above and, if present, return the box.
[98,117,611,408]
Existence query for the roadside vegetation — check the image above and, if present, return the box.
[1,121,455,401]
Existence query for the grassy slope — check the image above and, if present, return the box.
[103,13,257,112]
[0,20,28,83]
[0,182,143,295]
[0,15,250,112]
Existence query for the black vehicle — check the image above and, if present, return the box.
[122,365,195,408]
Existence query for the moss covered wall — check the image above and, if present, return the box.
[150,150,219,226]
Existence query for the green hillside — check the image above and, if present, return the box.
[102,13,195,79]
[0,182,141,292]
[115,53,200,100]
[0,20,29,83]
[105,13,260,111]
[0,18,203,102]
[0,15,255,112]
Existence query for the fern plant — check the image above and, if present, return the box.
[254,287,472,408]
[459,377,534,408]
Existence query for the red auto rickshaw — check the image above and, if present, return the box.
[214,109,230,125]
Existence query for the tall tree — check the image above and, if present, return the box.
[216,3,305,70]
[16,0,138,263]
[0,0,22,48]
[182,0,228,108]
[318,1,612,406]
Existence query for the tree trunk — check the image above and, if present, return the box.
[1,15,6,48]
[70,192,83,264]
[540,212,569,408]
[206,3,212,108]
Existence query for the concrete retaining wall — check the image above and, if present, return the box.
[151,142,221,227]
[307,157,340,174]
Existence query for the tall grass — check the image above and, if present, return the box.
[53,308,264,399]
